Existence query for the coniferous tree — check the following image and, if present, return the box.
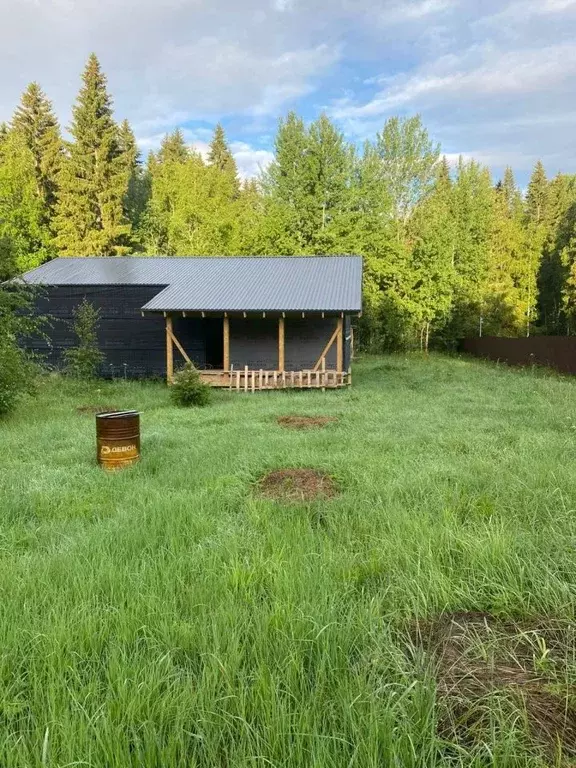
[487,168,527,334]
[53,54,131,256]
[263,112,309,252]
[157,129,189,165]
[12,82,62,222]
[523,161,550,334]
[526,160,549,225]
[117,119,149,237]
[539,174,576,332]
[207,123,239,193]
[447,158,496,338]
[306,113,352,252]
[263,112,352,253]
[501,166,524,220]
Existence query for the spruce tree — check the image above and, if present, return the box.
[523,161,550,334]
[539,174,576,332]
[526,160,549,224]
[157,129,189,165]
[488,169,527,334]
[12,82,62,221]
[447,158,496,338]
[117,119,149,235]
[207,123,239,192]
[306,113,351,251]
[501,167,524,221]
[53,54,131,256]
[263,111,309,251]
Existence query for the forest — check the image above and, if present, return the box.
[1,53,575,350]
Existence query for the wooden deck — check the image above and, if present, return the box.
[199,368,350,391]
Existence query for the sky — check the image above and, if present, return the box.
[1,0,576,184]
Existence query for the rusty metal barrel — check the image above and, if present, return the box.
[96,411,140,470]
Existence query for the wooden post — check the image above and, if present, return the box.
[166,314,174,384]
[223,315,230,371]
[336,316,344,373]
[244,365,248,393]
[278,317,285,372]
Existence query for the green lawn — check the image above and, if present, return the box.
[1,354,576,767]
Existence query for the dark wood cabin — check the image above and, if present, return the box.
[20,255,363,390]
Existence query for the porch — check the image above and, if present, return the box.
[162,312,351,390]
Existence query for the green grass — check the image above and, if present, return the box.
[1,354,576,767]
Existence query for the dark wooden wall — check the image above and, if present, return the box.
[27,286,352,378]
[229,317,342,371]
[28,285,205,378]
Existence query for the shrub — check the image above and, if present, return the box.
[0,283,42,417]
[170,363,212,407]
[64,299,104,379]
[0,340,35,416]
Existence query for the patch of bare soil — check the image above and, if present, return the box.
[411,611,576,758]
[277,415,338,430]
[258,469,337,502]
[77,405,119,415]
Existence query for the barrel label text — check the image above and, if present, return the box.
[100,444,137,456]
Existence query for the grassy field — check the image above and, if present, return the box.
[1,354,576,767]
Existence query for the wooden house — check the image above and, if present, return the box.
[20,255,363,390]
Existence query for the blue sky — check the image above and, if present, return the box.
[2,0,576,184]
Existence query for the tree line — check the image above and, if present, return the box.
[1,53,576,349]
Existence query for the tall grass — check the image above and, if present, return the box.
[0,355,575,766]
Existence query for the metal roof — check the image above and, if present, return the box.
[21,256,363,313]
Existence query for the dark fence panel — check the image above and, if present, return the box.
[461,336,576,375]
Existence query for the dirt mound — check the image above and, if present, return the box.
[277,415,338,430]
[77,405,119,415]
[412,611,576,757]
[258,469,337,502]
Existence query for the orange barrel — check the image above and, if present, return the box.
[96,411,140,470]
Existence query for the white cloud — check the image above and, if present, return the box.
[332,42,576,118]
[483,0,576,22]
[272,0,294,10]
[386,0,454,21]
[231,141,275,178]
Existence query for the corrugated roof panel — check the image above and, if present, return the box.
[20,256,363,313]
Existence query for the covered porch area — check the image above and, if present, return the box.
[162,311,351,390]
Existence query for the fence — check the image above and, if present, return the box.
[199,367,350,390]
[460,336,576,375]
